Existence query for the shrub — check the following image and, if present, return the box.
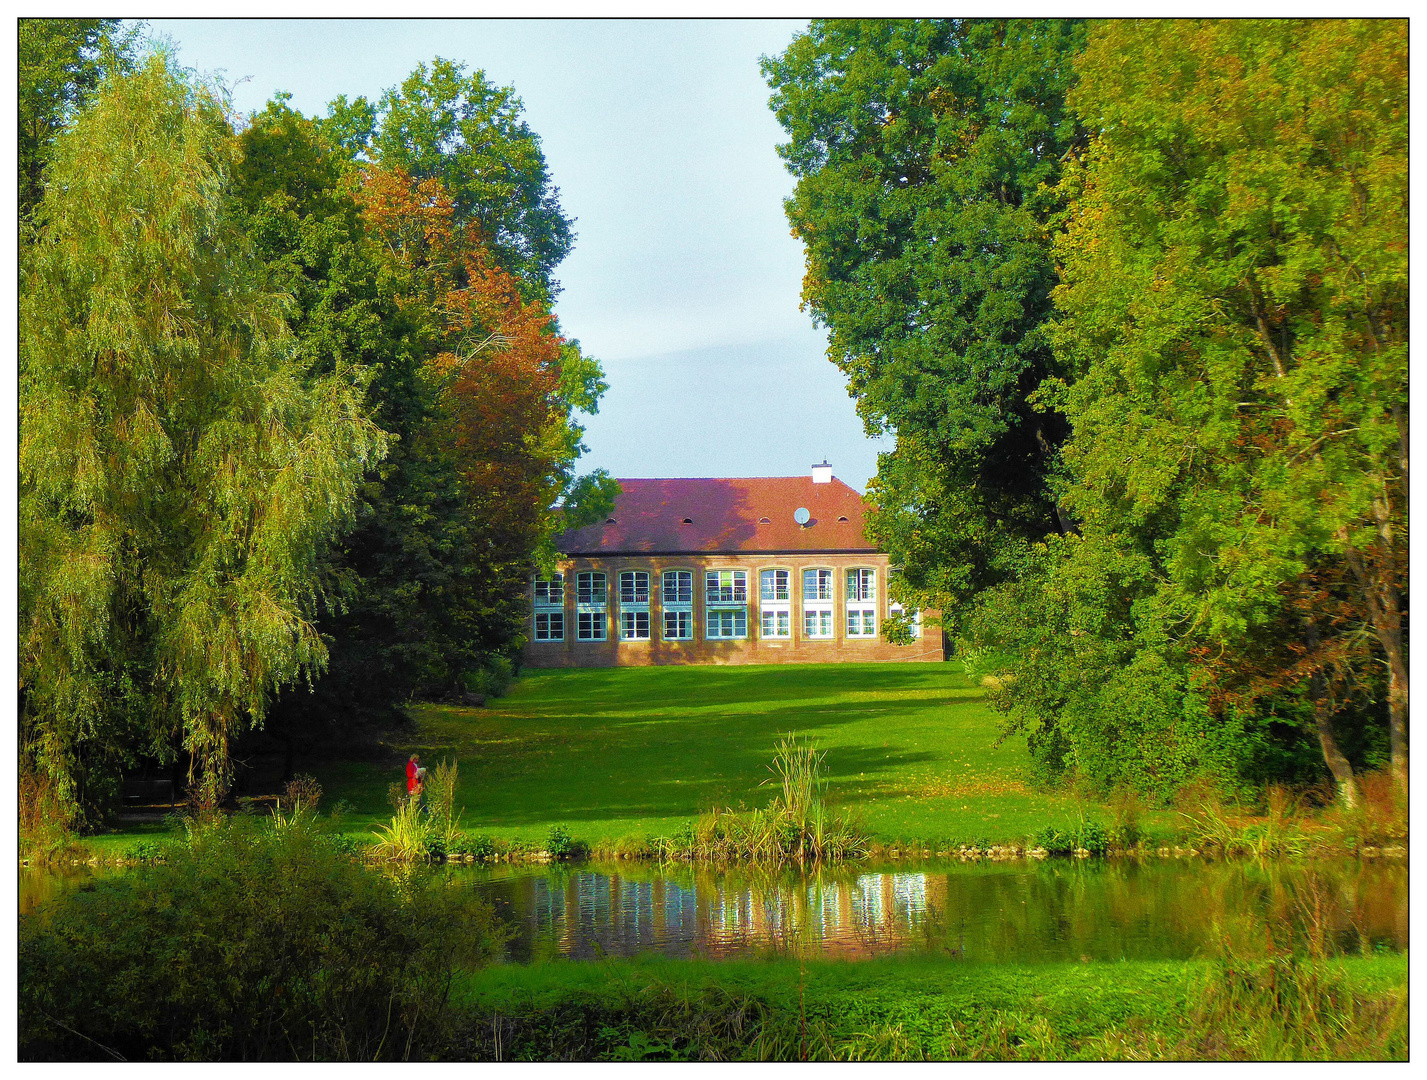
[370,797,434,862]
[448,833,496,861]
[545,824,589,861]
[278,773,323,814]
[19,814,503,1060]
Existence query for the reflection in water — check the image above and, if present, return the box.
[22,857,1406,966]
[459,858,1407,964]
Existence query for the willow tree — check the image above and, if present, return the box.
[18,56,387,818]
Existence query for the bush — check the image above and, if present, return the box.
[448,833,496,861]
[20,814,503,1060]
[546,824,589,861]
[1032,818,1107,856]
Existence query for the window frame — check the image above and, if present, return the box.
[705,569,748,605]
[576,610,607,641]
[802,567,835,639]
[759,567,792,639]
[533,572,565,608]
[534,610,564,641]
[663,608,693,640]
[845,567,878,639]
[705,607,748,640]
[620,609,651,640]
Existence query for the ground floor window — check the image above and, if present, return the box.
[706,608,747,639]
[664,609,693,640]
[761,608,790,638]
[577,611,607,641]
[534,612,564,641]
[804,607,834,638]
[621,610,650,640]
[846,607,877,637]
[889,602,921,638]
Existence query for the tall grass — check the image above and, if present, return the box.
[370,796,433,862]
[667,736,866,866]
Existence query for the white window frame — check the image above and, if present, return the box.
[577,610,607,642]
[618,570,650,643]
[533,573,564,608]
[706,607,747,640]
[576,571,608,642]
[534,611,564,641]
[620,609,650,640]
[663,608,693,640]
[662,569,693,640]
[846,567,877,638]
[705,569,747,605]
[802,567,835,639]
[887,568,922,640]
[759,568,791,639]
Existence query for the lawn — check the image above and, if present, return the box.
[309,661,1160,846]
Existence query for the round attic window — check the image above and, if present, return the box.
[682,517,693,524]
[605,517,616,524]
[758,517,771,524]
[837,515,849,522]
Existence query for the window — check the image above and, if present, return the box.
[706,570,747,604]
[803,569,834,601]
[534,612,564,641]
[577,611,607,641]
[761,609,791,638]
[576,572,607,605]
[707,608,747,639]
[759,569,791,639]
[620,610,650,640]
[664,609,693,640]
[887,568,921,640]
[846,568,877,637]
[803,568,834,638]
[619,571,649,604]
[662,570,693,604]
[760,569,790,601]
[534,574,564,607]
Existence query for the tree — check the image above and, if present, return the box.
[18,57,387,817]
[321,57,574,303]
[763,19,1088,631]
[1037,19,1407,798]
[237,96,612,751]
[18,18,141,220]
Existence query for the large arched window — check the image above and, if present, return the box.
[845,568,877,638]
[759,568,791,638]
[662,569,694,639]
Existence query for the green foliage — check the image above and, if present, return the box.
[363,57,574,302]
[544,824,589,862]
[764,19,1088,629]
[19,814,502,1060]
[18,18,141,220]
[369,797,434,862]
[18,56,388,818]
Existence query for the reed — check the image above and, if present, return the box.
[666,736,866,865]
[370,796,433,862]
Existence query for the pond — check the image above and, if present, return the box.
[22,856,1406,966]
[459,857,1406,964]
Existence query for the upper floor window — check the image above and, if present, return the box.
[576,572,607,605]
[706,570,747,604]
[620,571,650,605]
[662,570,693,605]
[760,569,790,601]
[847,568,876,603]
[803,568,834,601]
[533,574,564,607]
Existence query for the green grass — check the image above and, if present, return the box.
[305,662,1166,848]
[449,952,1408,1060]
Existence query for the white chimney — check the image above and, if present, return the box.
[811,460,833,484]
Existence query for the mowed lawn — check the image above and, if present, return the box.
[315,662,1125,846]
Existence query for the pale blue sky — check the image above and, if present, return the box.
[140,18,893,491]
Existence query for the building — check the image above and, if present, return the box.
[522,463,944,667]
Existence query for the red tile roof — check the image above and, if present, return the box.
[557,477,876,554]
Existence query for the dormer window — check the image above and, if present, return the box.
[837,516,849,523]
[758,517,771,524]
[682,517,694,524]
[605,517,617,524]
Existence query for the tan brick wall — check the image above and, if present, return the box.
[522,552,944,667]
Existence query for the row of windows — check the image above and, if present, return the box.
[531,569,915,644]
[533,569,880,608]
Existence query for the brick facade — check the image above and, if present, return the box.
[522,551,944,667]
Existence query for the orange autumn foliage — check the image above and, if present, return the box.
[354,165,565,562]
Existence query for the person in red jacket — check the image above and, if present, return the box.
[406,754,422,800]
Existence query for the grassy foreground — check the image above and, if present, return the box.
[309,662,1154,848]
[450,952,1409,1061]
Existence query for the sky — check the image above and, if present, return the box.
[139,18,893,492]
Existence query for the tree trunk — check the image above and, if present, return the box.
[1339,531,1408,796]
[1306,619,1359,808]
